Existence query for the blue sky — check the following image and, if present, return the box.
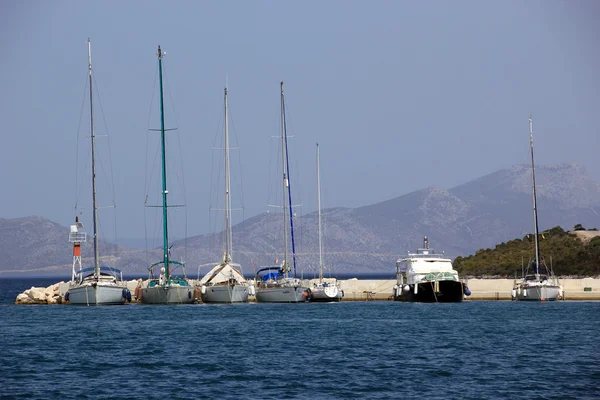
[1,0,598,240]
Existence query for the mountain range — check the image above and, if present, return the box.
[2,163,599,276]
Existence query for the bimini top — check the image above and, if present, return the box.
[255,265,291,281]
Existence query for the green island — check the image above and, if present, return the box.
[454,225,600,277]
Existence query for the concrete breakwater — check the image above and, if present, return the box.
[14,277,600,304]
[334,278,600,301]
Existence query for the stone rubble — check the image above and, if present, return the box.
[14,282,63,305]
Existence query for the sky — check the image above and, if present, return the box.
[1,0,599,242]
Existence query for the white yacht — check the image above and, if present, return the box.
[393,236,469,303]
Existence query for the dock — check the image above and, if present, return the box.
[14,277,600,304]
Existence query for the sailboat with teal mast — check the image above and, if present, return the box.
[141,45,194,304]
[254,81,308,303]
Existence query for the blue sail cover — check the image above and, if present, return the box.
[256,266,285,281]
[262,272,281,281]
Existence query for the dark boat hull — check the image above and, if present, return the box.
[394,280,464,303]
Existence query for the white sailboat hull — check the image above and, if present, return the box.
[68,284,126,306]
[200,285,249,303]
[255,286,308,303]
[141,285,195,304]
[309,285,343,302]
[514,283,561,301]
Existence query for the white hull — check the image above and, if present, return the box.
[141,285,195,304]
[200,285,249,303]
[255,286,308,303]
[309,285,343,302]
[514,283,561,301]
[68,284,126,306]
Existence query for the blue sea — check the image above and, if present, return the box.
[0,277,598,399]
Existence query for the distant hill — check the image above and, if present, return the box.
[0,216,152,275]
[0,216,69,274]
[2,163,600,275]
[194,163,599,276]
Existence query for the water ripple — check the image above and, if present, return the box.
[1,280,599,399]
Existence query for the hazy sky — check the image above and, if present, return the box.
[1,0,599,240]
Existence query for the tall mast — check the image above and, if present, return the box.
[224,87,232,263]
[283,83,298,277]
[529,115,541,279]
[317,143,323,283]
[87,39,100,277]
[158,45,170,280]
[280,81,289,273]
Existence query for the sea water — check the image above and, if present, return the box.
[0,277,598,399]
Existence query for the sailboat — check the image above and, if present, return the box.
[254,81,309,303]
[198,87,250,303]
[67,39,129,306]
[307,143,343,302]
[141,45,194,305]
[512,116,562,301]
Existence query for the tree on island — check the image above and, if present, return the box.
[453,225,600,277]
